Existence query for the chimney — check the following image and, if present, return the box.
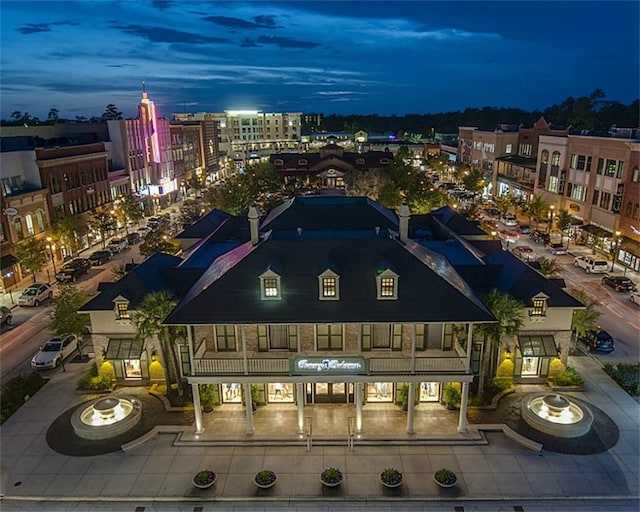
[398,203,410,243]
[248,205,260,245]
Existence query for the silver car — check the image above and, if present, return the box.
[31,335,78,370]
[18,283,53,307]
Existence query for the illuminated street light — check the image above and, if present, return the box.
[46,236,57,275]
[611,230,621,271]
[547,205,555,234]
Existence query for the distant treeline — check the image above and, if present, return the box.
[315,89,639,135]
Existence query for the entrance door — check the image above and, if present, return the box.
[522,356,540,376]
[314,383,347,403]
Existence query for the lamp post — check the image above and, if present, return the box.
[46,237,57,275]
[611,230,621,271]
[547,205,555,234]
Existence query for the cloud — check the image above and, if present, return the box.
[243,35,320,49]
[202,15,279,29]
[16,21,78,35]
[111,23,229,44]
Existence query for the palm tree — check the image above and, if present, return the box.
[475,289,525,401]
[555,209,573,247]
[132,291,185,396]
[527,194,548,229]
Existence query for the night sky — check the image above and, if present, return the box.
[1,0,638,120]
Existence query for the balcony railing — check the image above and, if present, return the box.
[191,355,466,376]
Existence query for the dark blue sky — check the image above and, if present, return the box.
[1,1,638,120]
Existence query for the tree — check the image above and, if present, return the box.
[14,237,48,283]
[179,199,203,226]
[102,104,123,120]
[47,108,59,122]
[537,257,563,277]
[461,168,486,194]
[91,207,115,248]
[569,288,601,342]
[555,209,573,246]
[49,285,89,358]
[494,195,513,216]
[526,194,548,228]
[117,194,144,227]
[139,231,180,258]
[52,212,88,256]
[474,290,525,401]
[377,180,403,209]
[132,291,185,396]
[344,169,387,199]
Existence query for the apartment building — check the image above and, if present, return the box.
[80,196,582,438]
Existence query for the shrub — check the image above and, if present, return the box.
[320,467,343,485]
[434,468,457,485]
[604,363,640,396]
[1,372,47,424]
[255,469,277,486]
[443,383,461,407]
[380,467,403,486]
[77,362,113,390]
[553,366,584,387]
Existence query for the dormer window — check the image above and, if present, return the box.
[380,158,390,164]
[318,269,340,300]
[356,158,365,165]
[274,158,283,166]
[376,269,398,300]
[298,159,308,165]
[529,292,548,317]
[260,269,281,300]
[113,295,131,320]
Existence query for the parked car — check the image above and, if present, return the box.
[18,283,53,307]
[483,207,501,218]
[518,224,531,234]
[56,258,91,283]
[530,230,550,245]
[545,242,567,255]
[107,238,129,254]
[630,291,640,306]
[578,329,615,354]
[500,214,518,227]
[30,335,78,370]
[601,275,637,292]
[573,256,608,274]
[126,232,141,245]
[498,230,519,243]
[88,250,113,266]
[512,245,537,261]
[0,305,12,326]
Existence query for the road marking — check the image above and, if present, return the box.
[628,321,640,331]
[606,304,624,319]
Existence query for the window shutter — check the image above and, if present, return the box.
[361,324,371,351]
[257,325,268,352]
[392,324,403,351]
[415,324,426,351]
[288,325,297,352]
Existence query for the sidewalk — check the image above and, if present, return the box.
[0,355,638,508]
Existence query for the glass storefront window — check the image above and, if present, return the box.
[420,382,440,402]
[222,382,242,403]
[367,382,392,402]
[123,359,141,379]
[522,357,540,376]
[267,382,293,402]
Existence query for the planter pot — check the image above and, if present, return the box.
[320,468,343,487]
[380,476,403,488]
[254,471,277,489]
[202,406,214,414]
[321,477,342,487]
[379,469,403,488]
[193,471,216,489]
[434,470,457,488]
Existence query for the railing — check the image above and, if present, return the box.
[347,416,355,451]
[305,416,313,451]
[191,355,466,376]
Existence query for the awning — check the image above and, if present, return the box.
[0,254,17,270]
[518,335,558,357]
[105,338,143,360]
[578,224,612,238]
[620,237,640,257]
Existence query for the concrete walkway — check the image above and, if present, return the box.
[0,355,638,511]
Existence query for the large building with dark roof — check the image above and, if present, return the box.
[80,196,582,438]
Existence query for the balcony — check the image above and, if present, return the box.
[190,353,467,377]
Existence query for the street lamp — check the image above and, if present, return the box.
[46,237,57,275]
[547,205,555,234]
[611,230,621,271]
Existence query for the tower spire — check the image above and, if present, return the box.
[142,81,148,100]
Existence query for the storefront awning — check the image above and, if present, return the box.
[578,224,612,238]
[518,335,558,357]
[105,338,143,360]
[0,254,17,270]
[620,237,640,257]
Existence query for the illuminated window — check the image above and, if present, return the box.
[318,269,340,300]
[260,269,281,300]
[323,278,336,297]
[116,303,130,319]
[376,269,398,300]
[505,144,512,154]
[529,293,548,317]
[25,214,35,236]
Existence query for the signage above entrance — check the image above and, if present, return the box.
[290,356,368,376]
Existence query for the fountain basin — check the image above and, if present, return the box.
[521,393,593,438]
[71,396,142,440]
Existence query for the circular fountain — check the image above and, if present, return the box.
[71,396,142,440]
[521,393,593,438]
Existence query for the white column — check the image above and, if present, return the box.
[244,383,254,435]
[296,383,305,434]
[355,383,363,433]
[458,382,470,433]
[192,383,204,434]
[406,382,416,434]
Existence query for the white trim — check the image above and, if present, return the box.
[376,269,398,300]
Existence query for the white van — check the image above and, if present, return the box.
[573,256,608,274]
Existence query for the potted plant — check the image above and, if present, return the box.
[192,469,216,489]
[398,383,410,411]
[434,468,458,488]
[254,469,277,489]
[199,383,218,414]
[379,467,403,488]
[320,467,343,487]
[442,383,461,411]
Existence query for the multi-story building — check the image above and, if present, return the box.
[80,196,582,438]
